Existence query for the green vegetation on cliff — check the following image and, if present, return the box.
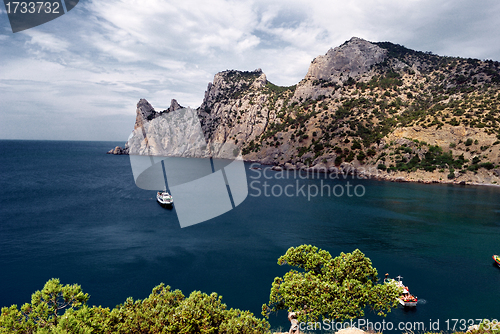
[196,39,500,183]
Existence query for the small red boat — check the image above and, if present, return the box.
[384,274,418,307]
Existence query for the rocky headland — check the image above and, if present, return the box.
[110,37,500,186]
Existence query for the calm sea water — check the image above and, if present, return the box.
[1,140,499,331]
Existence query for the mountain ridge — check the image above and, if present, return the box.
[110,37,500,186]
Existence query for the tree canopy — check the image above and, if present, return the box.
[262,245,401,323]
[0,279,270,334]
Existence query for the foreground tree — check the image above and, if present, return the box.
[262,245,401,331]
[1,279,270,334]
[103,284,270,334]
[0,278,89,333]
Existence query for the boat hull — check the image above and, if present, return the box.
[157,200,173,209]
[399,299,417,307]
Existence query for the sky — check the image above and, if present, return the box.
[1,0,500,141]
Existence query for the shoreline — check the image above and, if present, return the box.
[246,160,500,188]
[106,148,500,188]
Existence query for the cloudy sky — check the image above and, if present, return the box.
[1,0,500,141]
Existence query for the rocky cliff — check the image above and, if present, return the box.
[114,37,500,186]
[108,98,186,156]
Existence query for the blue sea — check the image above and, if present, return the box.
[1,140,499,332]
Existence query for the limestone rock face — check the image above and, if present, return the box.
[127,106,209,158]
[124,94,207,157]
[293,37,387,100]
[252,71,267,89]
[307,37,387,82]
[112,36,500,186]
[198,69,272,147]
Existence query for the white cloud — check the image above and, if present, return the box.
[84,0,261,56]
[23,30,70,53]
[1,0,500,140]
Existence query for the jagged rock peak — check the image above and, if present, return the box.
[134,98,185,130]
[161,98,184,113]
[137,98,154,116]
[134,98,155,129]
[169,99,182,112]
[306,37,387,82]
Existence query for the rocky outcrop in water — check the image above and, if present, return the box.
[106,146,128,155]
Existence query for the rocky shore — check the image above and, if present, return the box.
[249,161,500,187]
[106,146,128,155]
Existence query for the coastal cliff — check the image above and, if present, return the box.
[112,37,500,186]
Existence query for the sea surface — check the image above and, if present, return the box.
[1,140,499,332]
